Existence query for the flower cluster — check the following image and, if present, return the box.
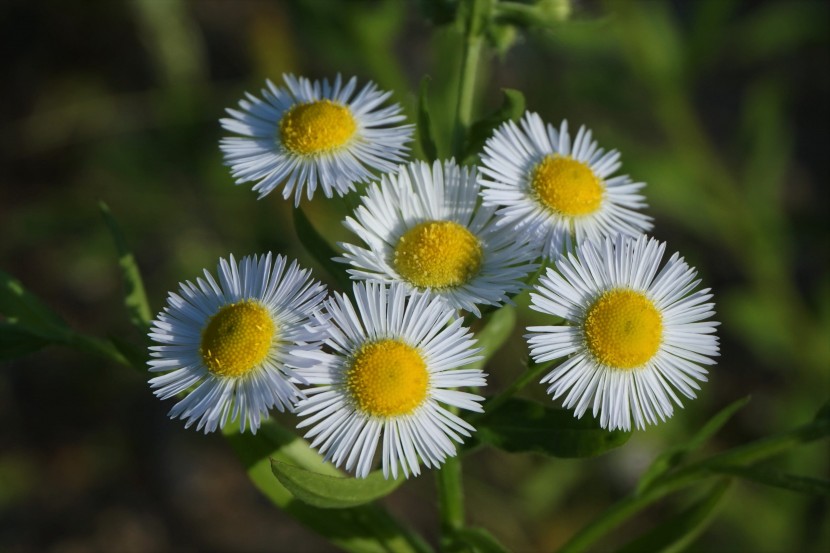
[147,74,719,478]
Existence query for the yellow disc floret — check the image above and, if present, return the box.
[279,99,357,155]
[346,339,429,417]
[200,301,275,378]
[531,155,604,216]
[583,289,663,370]
[393,220,483,289]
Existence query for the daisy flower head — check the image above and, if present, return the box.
[148,253,328,434]
[337,159,539,317]
[294,282,486,479]
[478,112,653,259]
[220,74,414,205]
[525,235,719,431]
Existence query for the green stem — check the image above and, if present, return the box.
[436,455,465,542]
[480,359,554,417]
[557,414,830,553]
[451,0,490,158]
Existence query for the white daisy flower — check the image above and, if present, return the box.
[478,111,653,259]
[294,282,485,479]
[220,74,414,205]
[337,159,539,317]
[148,253,328,434]
[525,235,719,431]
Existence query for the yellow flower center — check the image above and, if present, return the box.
[393,220,483,289]
[583,289,663,370]
[200,301,275,378]
[531,155,604,216]
[346,339,429,417]
[279,99,357,155]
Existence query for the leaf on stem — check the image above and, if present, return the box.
[637,395,750,495]
[474,398,630,458]
[466,305,516,372]
[713,465,830,497]
[0,271,69,336]
[447,527,510,553]
[462,88,525,164]
[293,206,353,292]
[99,202,153,332]
[418,76,439,162]
[0,321,52,360]
[618,479,731,553]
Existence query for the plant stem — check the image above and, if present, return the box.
[436,455,464,543]
[479,359,554,417]
[451,0,489,158]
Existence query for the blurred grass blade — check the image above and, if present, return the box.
[618,479,731,553]
[224,420,431,553]
[271,459,404,509]
[474,398,630,458]
[0,321,52,360]
[713,465,830,497]
[463,88,524,163]
[638,396,750,494]
[99,202,152,331]
[294,206,353,292]
[418,76,439,162]
[449,527,510,553]
[466,305,515,372]
[0,270,69,335]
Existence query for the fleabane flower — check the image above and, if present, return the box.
[478,112,653,259]
[220,74,414,205]
[337,159,538,316]
[294,282,485,479]
[148,253,327,434]
[525,235,719,431]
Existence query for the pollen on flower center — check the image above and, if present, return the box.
[393,220,483,289]
[279,100,357,155]
[531,155,604,216]
[346,339,429,417]
[583,289,663,370]
[200,301,275,378]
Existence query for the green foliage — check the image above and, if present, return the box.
[418,76,440,162]
[293,205,353,292]
[474,398,630,458]
[462,88,524,163]
[465,305,516,372]
[447,527,510,553]
[713,465,829,497]
[271,459,405,509]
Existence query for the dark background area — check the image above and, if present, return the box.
[1,1,828,551]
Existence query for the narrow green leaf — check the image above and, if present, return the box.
[714,465,830,497]
[466,305,515,372]
[449,527,510,553]
[99,202,152,331]
[475,398,630,458]
[223,420,431,553]
[637,396,750,495]
[462,89,525,163]
[418,76,439,162]
[0,271,69,336]
[618,479,731,553]
[293,206,353,292]
[271,459,404,509]
[0,321,52,360]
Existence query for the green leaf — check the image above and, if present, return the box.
[293,206,353,292]
[99,202,152,331]
[618,479,731,553]
[223,420,431,553]
[637,396,750,495]
[463,89,525,163]
[0,271,69,337]
[713,465,830,497]
[475,398,630,458]
[448,527,510,553]
[0,321,51,360]
[417,76,439,162]
[466,305,515,372]
[271,459,404,509]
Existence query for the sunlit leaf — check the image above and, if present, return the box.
[637,396,750,495]
[463,89,524,163]
[99,202,153,331]
[271,459,404,509]
[223,420,431,553]
[418,76,439,162]
[619,479,731,553]
[294,206,352,292]
[475,398,630,458]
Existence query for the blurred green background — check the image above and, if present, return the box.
[1,0,828,551]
